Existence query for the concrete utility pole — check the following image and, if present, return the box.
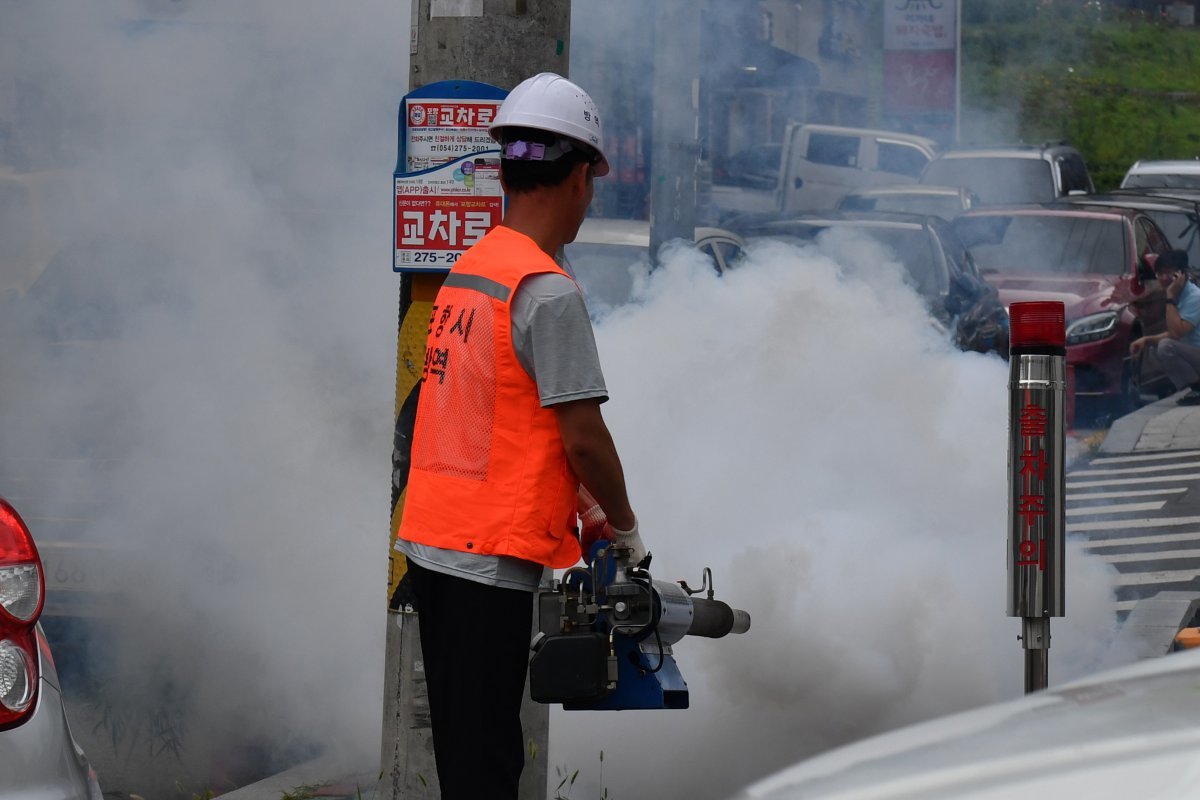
[382,2,569,798]
[649,0,703,264]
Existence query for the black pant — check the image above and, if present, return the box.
[407,560,534,800]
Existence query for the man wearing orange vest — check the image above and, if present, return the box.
[395,73,646,799]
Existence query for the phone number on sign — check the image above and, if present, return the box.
[396,251,463,267]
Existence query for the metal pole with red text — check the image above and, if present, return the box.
[1007,302,1067,694]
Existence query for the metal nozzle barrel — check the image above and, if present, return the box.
[687,598,751,638]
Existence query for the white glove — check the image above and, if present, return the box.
[607,518,647,566]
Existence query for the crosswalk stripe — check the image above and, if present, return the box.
[1067,473,1200,489]
[1090,451,1200,465]
[1071,453,1200,610]
[1066,488,1188,501]
[1093,549,1200,564]
[1068,516,1200,533]
[1065,501,1165,517]
[1115,569,1200,587]
[1069,460,1200,476]
[1083,531,1200,549]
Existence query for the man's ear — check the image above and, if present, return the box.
[570,161,591,196]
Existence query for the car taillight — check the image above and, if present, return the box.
[0,638,36,716]
[0,497,42,728]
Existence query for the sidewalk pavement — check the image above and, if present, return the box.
[1099,389,1200,455]
[214,756,381,799]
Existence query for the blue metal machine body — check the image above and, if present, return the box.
[559,543,689,711]
[572,633,689,711]
[531,541,748,711]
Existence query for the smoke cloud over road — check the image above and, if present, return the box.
[0,1,405,792]
[0,2,1127,798]
[555,234,1122,799]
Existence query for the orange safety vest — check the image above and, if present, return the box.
[398,225,582,568]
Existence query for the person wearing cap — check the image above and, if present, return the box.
[395,73,645,799]
[1130,250,1200,405]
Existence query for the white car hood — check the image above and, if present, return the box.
[734,648,1200,799]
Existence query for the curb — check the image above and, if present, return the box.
[1098,392,1186,455]
[213,755,377,800]
[1098,592,1200,671]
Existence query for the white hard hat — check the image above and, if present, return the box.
[489,73,610,177]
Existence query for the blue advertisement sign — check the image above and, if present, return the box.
[393,80,508,273]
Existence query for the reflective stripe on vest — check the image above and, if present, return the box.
[398,226,582,569]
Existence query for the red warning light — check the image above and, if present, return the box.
[1010,302,1065,349]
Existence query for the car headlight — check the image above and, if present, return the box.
[1065,311,1119,345]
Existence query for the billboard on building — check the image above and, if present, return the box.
[882,0,958,143]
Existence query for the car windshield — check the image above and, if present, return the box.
[923,157,1055,204]
[1143,209,1200,268]
[756,225,947,298]
[1124,173,1200,189]
[561,242,648,309]
[861,228,946,296]
[953,214,1128,276]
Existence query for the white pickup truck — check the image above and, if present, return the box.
[709,123,940,220]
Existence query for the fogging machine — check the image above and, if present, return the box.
[529,542,750,710]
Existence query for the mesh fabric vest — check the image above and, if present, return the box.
[399,225,582,569]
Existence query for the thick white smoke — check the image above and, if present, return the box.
[0,1,405,794]
[0,3,1127,798]
[552,233,1123,799]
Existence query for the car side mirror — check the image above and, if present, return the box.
[1138,253,1159,283]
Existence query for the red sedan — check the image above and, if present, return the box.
[953,206,1176,413]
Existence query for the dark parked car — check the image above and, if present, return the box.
[1058,191,1200,276]
[731,211,1010,356]
[953,206,1175,410]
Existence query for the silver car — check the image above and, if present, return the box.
[1121,159,1200,190]
[732,646,1200,798]
[0,496,101,799]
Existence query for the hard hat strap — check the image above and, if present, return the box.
[502,138,577,163]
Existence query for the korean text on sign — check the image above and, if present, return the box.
[408,102,497,130]
[1016,403,1048,570]
[395,196,502,269]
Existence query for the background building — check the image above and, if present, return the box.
[572,0,870,219]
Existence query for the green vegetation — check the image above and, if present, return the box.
[962,5,1200,189]
[278,783,329,800]
[554,750,609,799]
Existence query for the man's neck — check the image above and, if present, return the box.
[501,193,570,258]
